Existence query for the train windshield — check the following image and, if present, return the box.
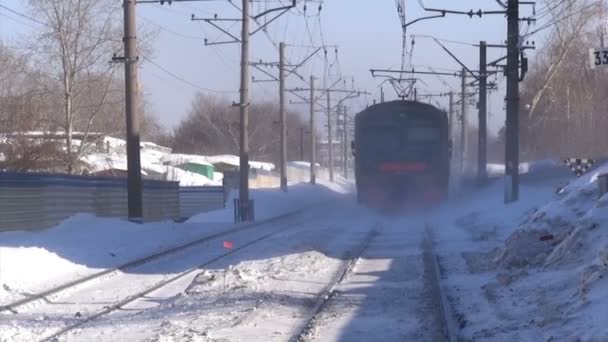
[362,126,401,155]
[361,123,441,160]
[406,126,441,143]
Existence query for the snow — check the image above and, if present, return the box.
[426,160,608,341]
[0,181,350,310]
[2,134,274,186]
[162,166,216,186]
[82,139,222,186]
[486,162,530,176]
[3,158,608,341]
[189,178,353,223]
[287,161,321,169]
[160,153,214,167]
[204,154,275,171]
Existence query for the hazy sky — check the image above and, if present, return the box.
[0,0,547,135]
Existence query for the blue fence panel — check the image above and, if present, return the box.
[179,186,226,221]
[0,172,181,231]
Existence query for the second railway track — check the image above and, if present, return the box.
[0,208,309,315]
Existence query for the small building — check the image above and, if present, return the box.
[176,162,215,179]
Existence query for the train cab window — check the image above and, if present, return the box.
[406,127,441,143]
[362,126,401,152]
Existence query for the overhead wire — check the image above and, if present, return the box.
[0,3,122,42]
[141,53,237,94]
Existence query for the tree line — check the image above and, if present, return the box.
[0,0,164,173]
[520,0,608,161]
[0,0,312,174]
[168,93,311,167]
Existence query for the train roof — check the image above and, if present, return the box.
[357,100,446,119]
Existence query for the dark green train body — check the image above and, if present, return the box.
[353,100,450,210]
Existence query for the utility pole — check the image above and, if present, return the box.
[448,91,454,143]
[505,0,520,203]
[123,0,143,221]
[326,89,334,182]
[460,67,467,176]
[310,76,316,184]
[279,42,287,192]
[342,106,348,178]
[238,0,251,221]
[288,84,367,184]
[299,127,305,161]
[478,40,488,184]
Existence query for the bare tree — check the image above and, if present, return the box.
[172,93,307,164]
[524,0,593,120]
[28,0,123,172]
[520,0,606,160]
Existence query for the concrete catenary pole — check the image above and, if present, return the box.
[478,41,488,184]
[123,0,143,221]
[238,0,251,220]
[279,42,287,192]
[327,90,334,182]
[448,91,454,143]
[460,67,467,176]
[342,106,348,178]
[505,0,520,203]
[310,76,316,184]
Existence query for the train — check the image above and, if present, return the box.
[353,100,451,211]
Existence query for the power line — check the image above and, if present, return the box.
[0,3,123,42]
[141,54,237,94]
[524,1,599,38]
[139,15,202,40]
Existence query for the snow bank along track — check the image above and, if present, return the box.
[289,226,380,342]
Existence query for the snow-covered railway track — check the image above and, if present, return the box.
[289,222,457,342]
[1,209,326,342]
[0,210,304,316]
[422,225,458,342]
[289,227,380,342]
[38,227,289,342]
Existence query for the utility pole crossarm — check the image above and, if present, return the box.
[193,0,296,46]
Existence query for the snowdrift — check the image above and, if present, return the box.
[492,161,608,340]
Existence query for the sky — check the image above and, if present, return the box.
[0,0,549,135]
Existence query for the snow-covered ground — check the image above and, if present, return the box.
[83,137,276,186]
[431,160,608,341]
[0,180,349,306]
[2,159,607,341]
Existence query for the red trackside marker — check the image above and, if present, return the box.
[223,241,234,249]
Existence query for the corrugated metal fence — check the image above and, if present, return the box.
[0,172,226,232]
[179,186,226,220]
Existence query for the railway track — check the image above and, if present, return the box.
[289,223,458,342]
[1,208,329,342]
[422,225,458,342]
[0,209,307,316]
[39,228,288,342]
[3,209,460,342]
[289,226,380,342]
